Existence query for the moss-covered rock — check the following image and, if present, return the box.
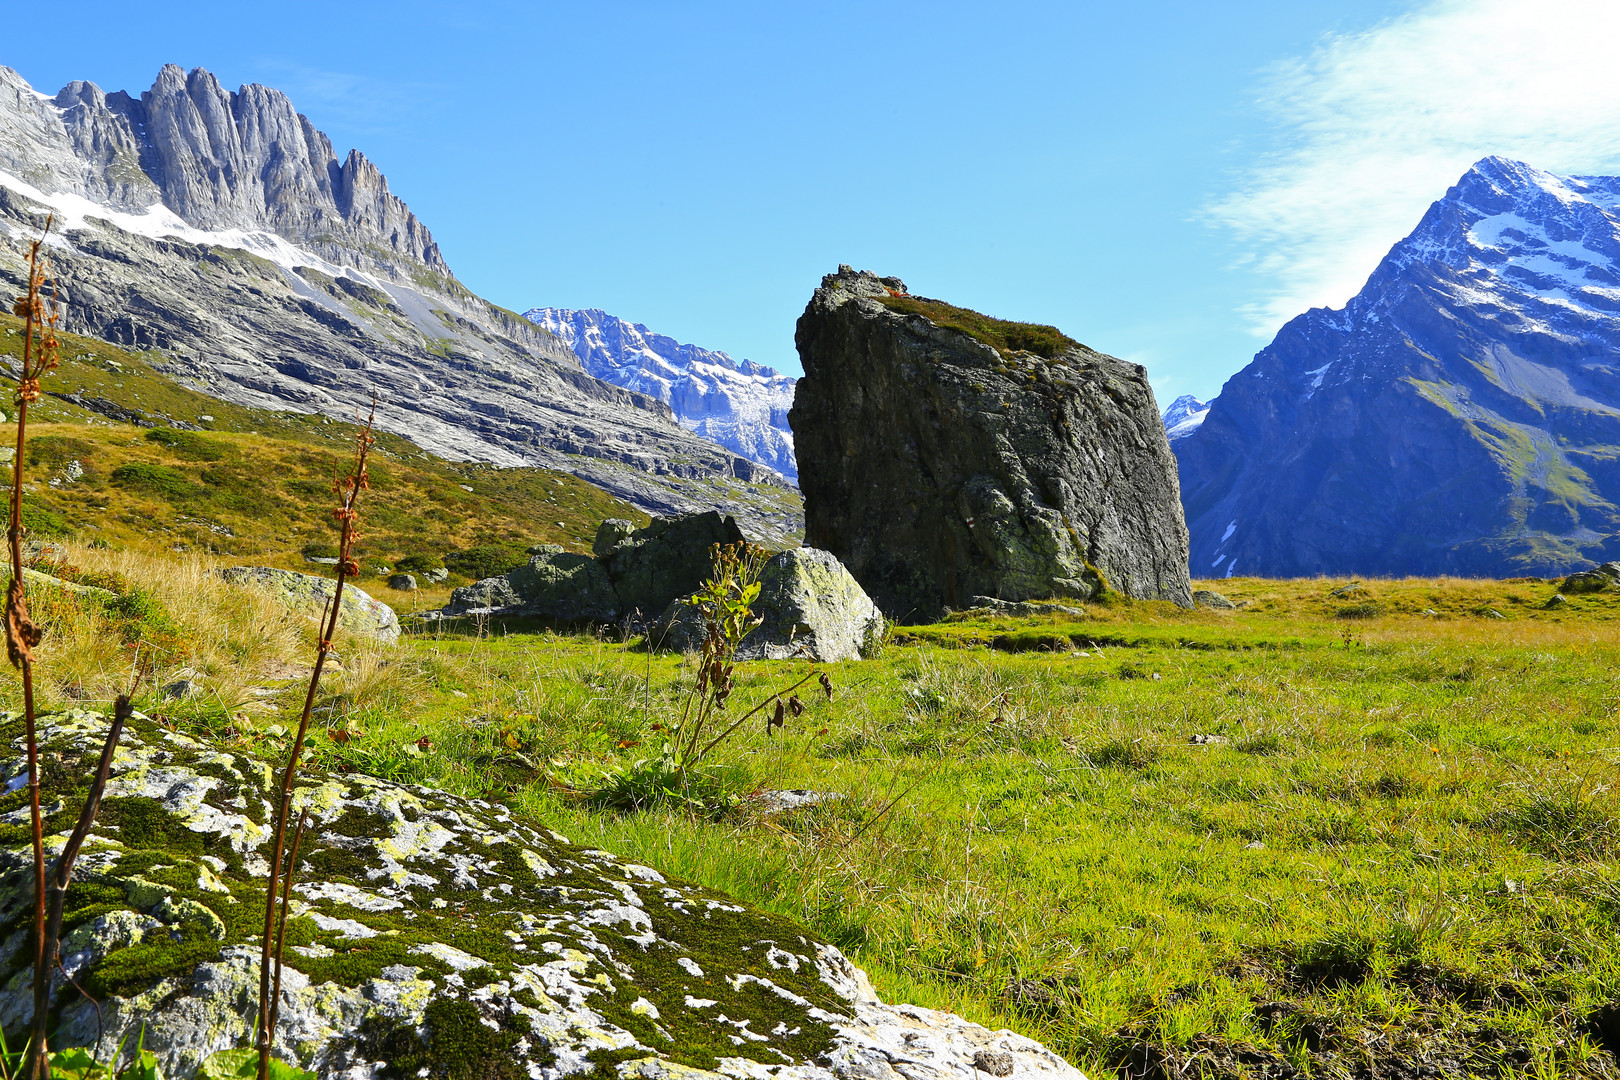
[219,567,400,643]
[0,711,1084,1080]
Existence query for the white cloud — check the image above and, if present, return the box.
[1210,0,1620,335]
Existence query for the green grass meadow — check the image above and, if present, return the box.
[17,568,1605,1079]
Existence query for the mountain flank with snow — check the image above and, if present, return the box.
[1161,394,1209,441]
[1176,156,1620,578]
[0,65,798,539]
[525,308,797,480]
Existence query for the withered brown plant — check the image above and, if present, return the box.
[255,397,377,1080]
[7,217,128,1079]
[8,216,60,1076]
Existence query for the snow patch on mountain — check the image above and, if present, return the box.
[525,307,798,481]
[1161,394,1209,440]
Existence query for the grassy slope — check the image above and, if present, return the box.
[0,311,649,607]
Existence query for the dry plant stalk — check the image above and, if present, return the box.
[8,216,59,1078]
[5,218,129,1079]
[255,399,376,1080]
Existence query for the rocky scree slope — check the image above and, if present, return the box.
[526,307,799,481]
[1177,157,1620,578]
[0,65,786,534]
[791,267,1191,620]
[0,709,1085,1080]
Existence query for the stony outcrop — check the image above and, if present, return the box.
[0,66,792,539]
[444,545,622,622]
[219,566,400,643]
[0,709,1086,1080]
[791,267,1191,620]
[655,547,886,662]
[434,513,745,625]
[597,512,746,618]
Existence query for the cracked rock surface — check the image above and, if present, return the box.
[791,267,1191,620]
[0,710,1084,1080]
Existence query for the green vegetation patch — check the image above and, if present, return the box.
[878,295,1080,359]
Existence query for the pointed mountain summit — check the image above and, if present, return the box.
[0,66,790,534]
[1177,157,1620,578]
[1161,394,1209,441]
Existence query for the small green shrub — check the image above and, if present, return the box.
[445,544,526,581]
[26,434,96,468]
[395,552,446,574]
[301,541,339,560]
[145,427,229,461]
[111,462,192,500]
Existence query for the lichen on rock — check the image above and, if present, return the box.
[219,566,401,643]
[655,548,884,662]
[0,710,1084,1080]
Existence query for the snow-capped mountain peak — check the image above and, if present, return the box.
[1161,394,1209,440]
[525,307,798,480]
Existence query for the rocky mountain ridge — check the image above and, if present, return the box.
[1177,156,1620,578]
[0,65,797,540]
[525,307,798,479]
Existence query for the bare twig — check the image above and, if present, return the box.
[267,806,309,1042]
[256,397,376,1080]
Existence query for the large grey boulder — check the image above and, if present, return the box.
[597,512,745,618]
[790,267,1192,621]
[219,566,399,644]
[656,547,886,662]
[0,710,1087,1080]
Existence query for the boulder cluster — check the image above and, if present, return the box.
[430,512,885,663]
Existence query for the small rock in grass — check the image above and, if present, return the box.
[1192,589,1236,609]
[387,573,417,592]
[1150,672,1162,681]
[1544,594,1568,609]
[1485,609,1506,619]
[162,679,202,700]
[1244,840,1265,850]
[754,789,845,814]
[1330,582,1365,598]
[1189,734,1227,745]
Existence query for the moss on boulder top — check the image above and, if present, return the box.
[0,710,1084,1080]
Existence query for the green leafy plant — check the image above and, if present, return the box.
[585,542,832,814]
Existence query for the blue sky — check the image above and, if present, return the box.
[11,1,1620,400]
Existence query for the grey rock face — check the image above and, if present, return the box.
[218,566,400,643]
[444,574,524,614]
[656,547,885,662]
[597,511,745,618]
[0,710,1088,1080]
[791,267,1191,621]
[504,546,622,622]
[0,66,792,538]
[387,573,417,592]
